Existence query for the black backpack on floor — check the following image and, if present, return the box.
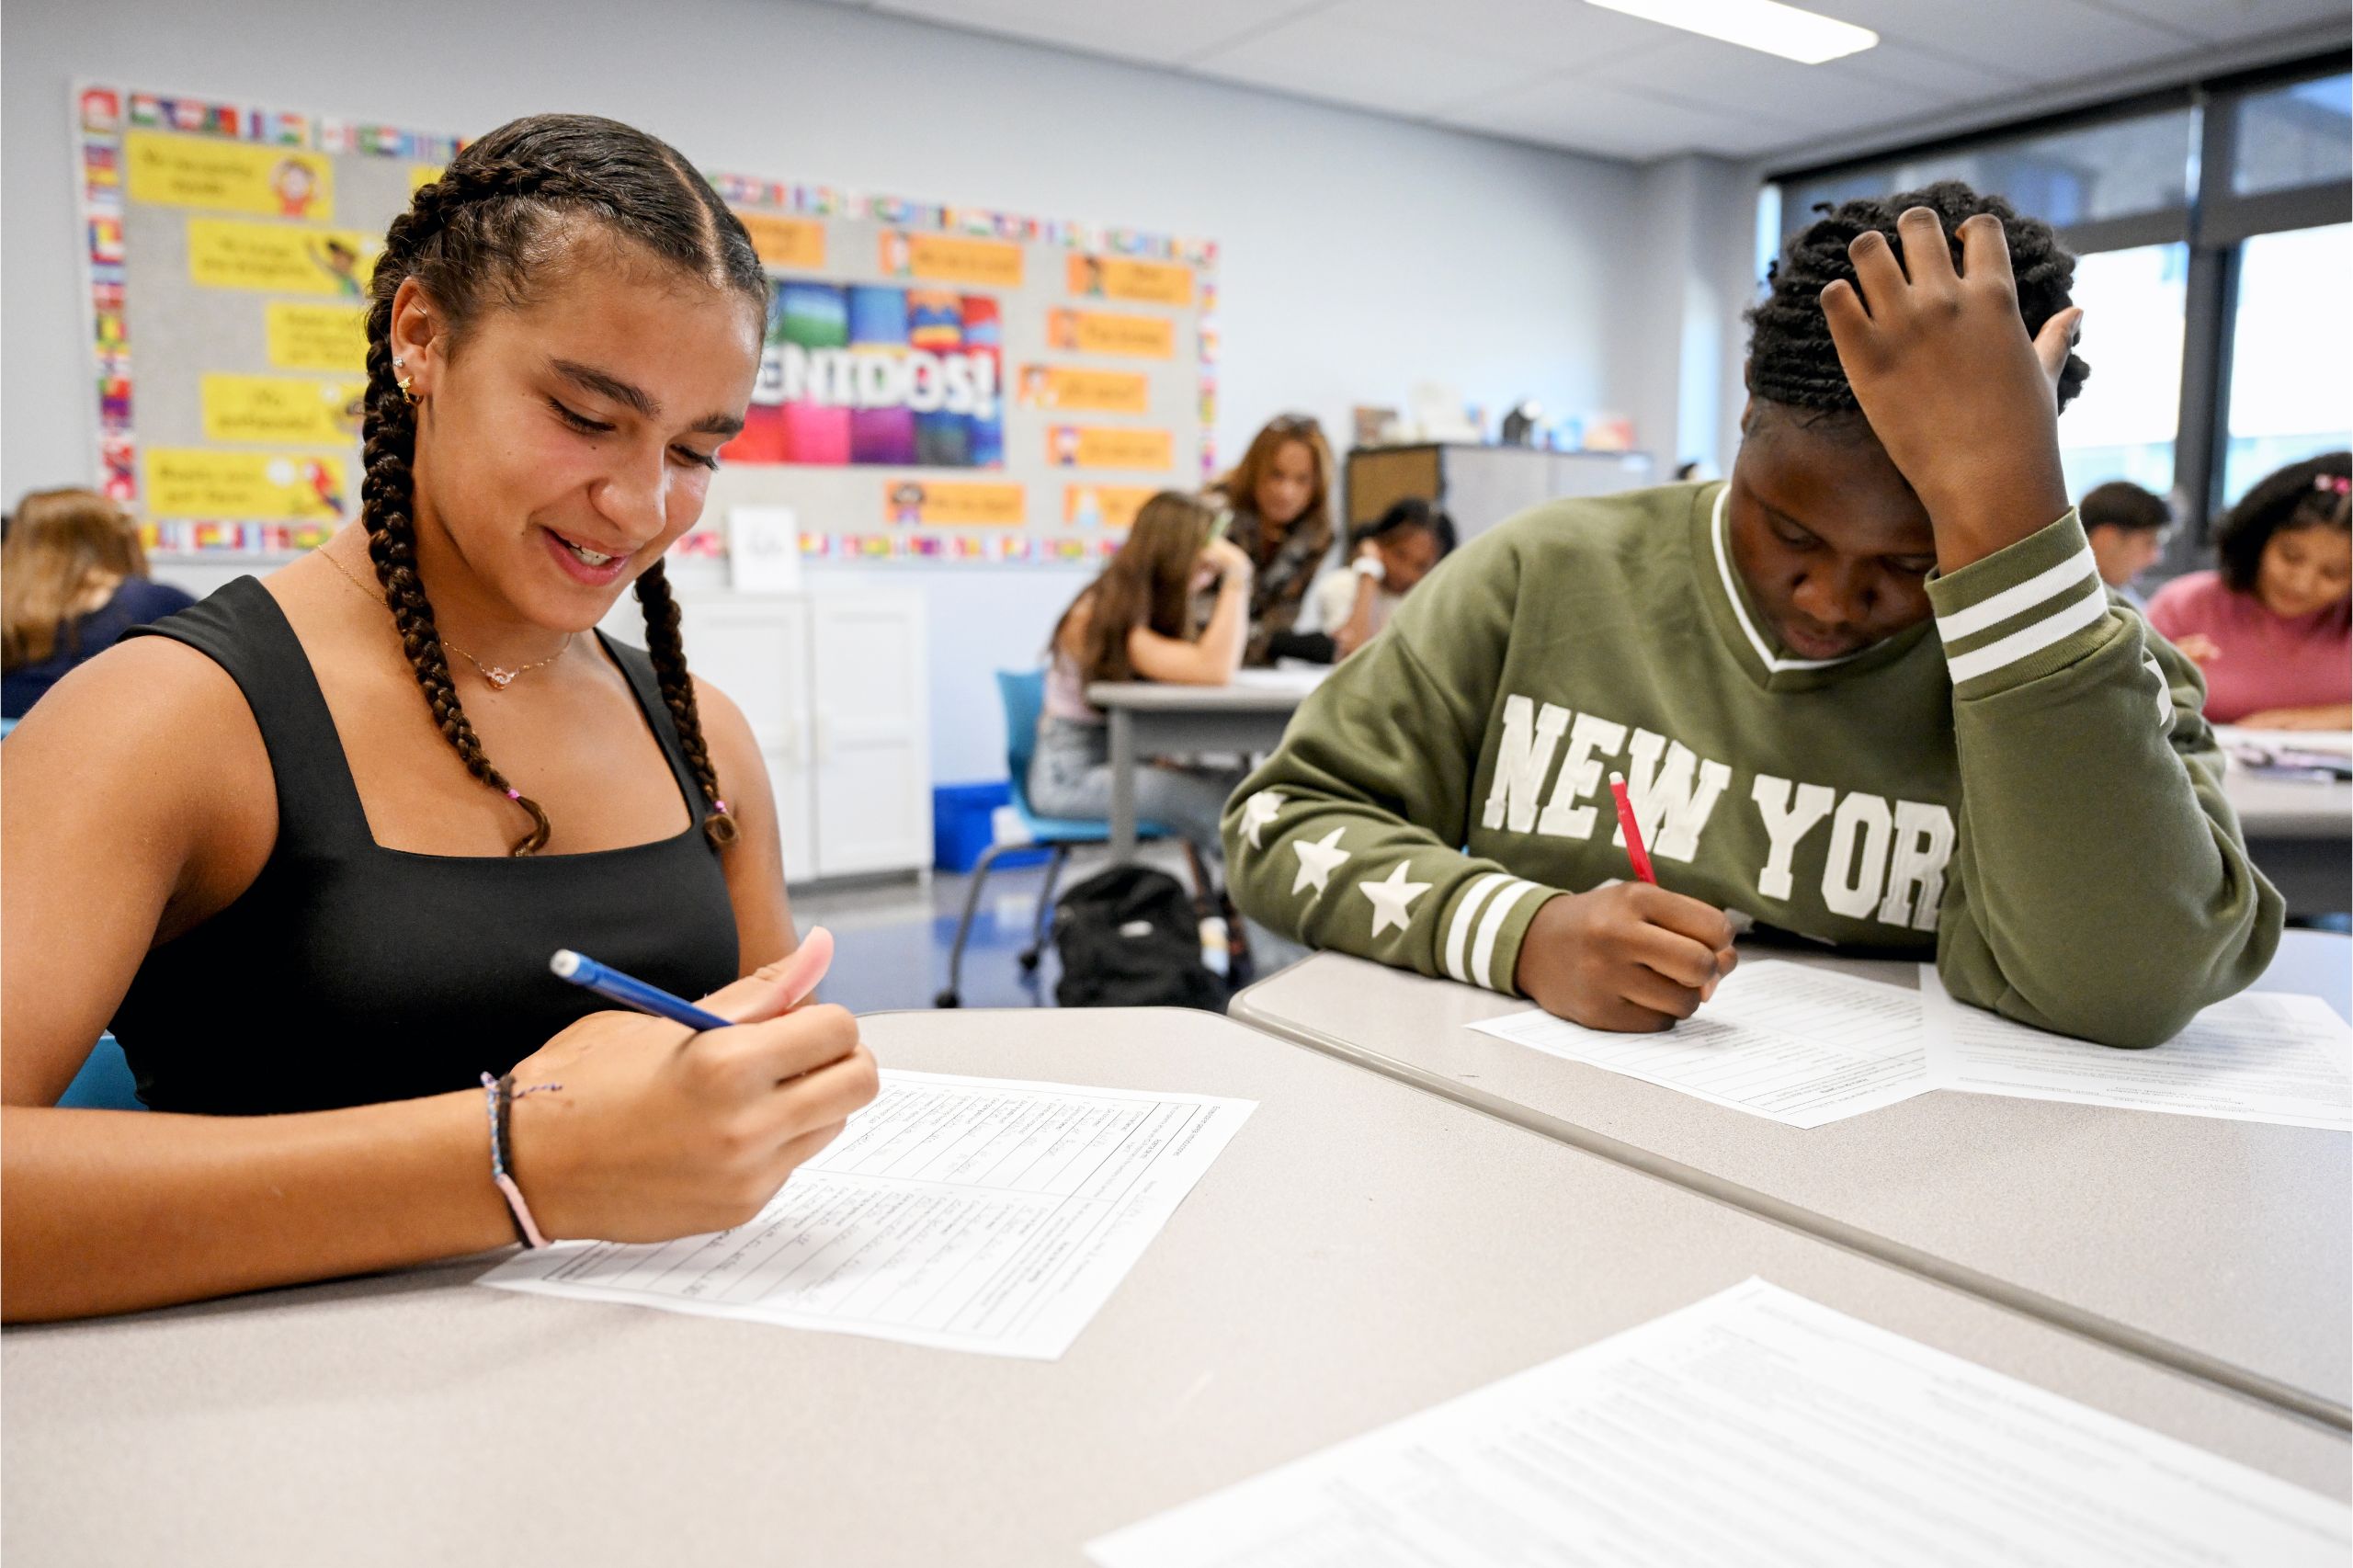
[1052,866,1227,1011]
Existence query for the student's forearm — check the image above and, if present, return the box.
[1195,581,1250,676]
[1,1094,516,1322]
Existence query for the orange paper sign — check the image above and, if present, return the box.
[1046,308,1176,360]
[881,231,1023,289]
[1017,365,1150,415]
[1049,426,1174,472]
[884,479,1027,528]
[1063,484,1159,529]
[1066,253,1194,307]
[736,210,825,270]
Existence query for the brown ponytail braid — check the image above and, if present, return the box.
[357,115,768,855]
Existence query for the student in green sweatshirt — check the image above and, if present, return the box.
[1223,182,2282,1049]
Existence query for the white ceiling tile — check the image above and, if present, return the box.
[1586,32,1953,133]
[1439,70,1797,158]
[2088,0,2351,42]
[871,0,1324,67]
[1188,12,1564,116]
[1323,0,1669,72]
[1813,0,2198,80]
[1837,39,2030,100]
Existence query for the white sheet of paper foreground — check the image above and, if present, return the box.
[1918,967,2353,1132]
[1468,960,1935,1128]
[480,1070,1253,1358]
[1087,1278,2350,1568]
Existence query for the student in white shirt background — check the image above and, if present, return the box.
[1304,499,1455,660]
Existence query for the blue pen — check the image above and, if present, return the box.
[551,949,733,1031]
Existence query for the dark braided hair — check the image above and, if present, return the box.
[358,114,767,854]
[1745,179,2090,422]
[2213,450,2351,595]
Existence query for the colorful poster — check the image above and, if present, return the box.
[1066,253,1194,307]
[735,210,824,269]
[726,279,1003,468]
[1050,425,1174,471]
[264,301,369,371]
[1064,484,1157,529]
[143,449,349,520]
[1017,365,1149,414]
[126,131,333,221]
[188,216,378,296]
[1046,307,1176,359]
[882,231,1023,289]
[884,480,1027,527]
[200,374,366,445]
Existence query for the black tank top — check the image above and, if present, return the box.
[111,577,741,1115]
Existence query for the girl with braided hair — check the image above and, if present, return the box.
[3,115,876,1322]
[2147,452,2350,728]
[1224,181,2283,1049]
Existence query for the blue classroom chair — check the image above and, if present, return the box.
[935,670,1176,1007]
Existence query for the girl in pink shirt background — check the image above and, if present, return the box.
[2147,452,2350,729]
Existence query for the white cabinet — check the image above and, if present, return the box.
[602,579,930,884]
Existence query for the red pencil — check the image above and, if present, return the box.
[1608,771,1657,885]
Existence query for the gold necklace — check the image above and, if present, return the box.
[317,545,573,690]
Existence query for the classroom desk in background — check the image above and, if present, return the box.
[6,1008,2343,1567]
[2224,769,2353,919]
[1086,669,1324,860]
[1230,932,2353,1430]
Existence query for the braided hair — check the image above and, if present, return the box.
[1745,179,2090,422]
[358,114,766,855]
[2213,450,2351,595]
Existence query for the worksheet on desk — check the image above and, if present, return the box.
[478,1071,1254,1358]
[1919,969,2353,1132]
[1469,960,1933,1128]
[1088,1278,2350,1568]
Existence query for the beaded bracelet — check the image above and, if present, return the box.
[480,1071,551,1249]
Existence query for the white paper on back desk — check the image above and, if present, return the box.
[479,1070,1253,1358]
[1469,959,1933,1128]
[1087,1278,2350,1568]
[1918,967,2353,1131]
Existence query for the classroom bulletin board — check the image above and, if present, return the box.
[72,81,1220,566]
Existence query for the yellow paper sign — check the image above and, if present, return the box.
[202,374,367,446]
[1063,484,1159,529]
[884,479,1027,528]
[410,164,445,193]
[188,217,380,297]
[1066,253,1194,307]
[1050,426,1174,472]
[735,210,825,270]
[126,131,334,222]
[881,231,1024,289]
[265,301,369,371]
[1017,365,1150,415]
[1046,307,1175,360]
[144,449,351,520]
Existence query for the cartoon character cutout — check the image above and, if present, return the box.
[311,238,363,297]
[272,158,319,219]
[303,460,344,517]
[890,482,926,527]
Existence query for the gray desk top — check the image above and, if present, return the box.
[1086,673,1322,712]
[1231,933,2353,1428]
[8,1009,2342,1567]
[2226,767,2353,838]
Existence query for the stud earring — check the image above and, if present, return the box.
[393,356,415,400]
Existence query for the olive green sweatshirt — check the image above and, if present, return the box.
[1223,482,2283,1048]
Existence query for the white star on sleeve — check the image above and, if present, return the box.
[1239,790,1285,849]
[1290,827,1352,895]
[1358,862,1432,938]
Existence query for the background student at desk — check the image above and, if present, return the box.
[1030,491,1254,875]
[1222,183,2282,1050]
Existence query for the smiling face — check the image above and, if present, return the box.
[394,240,763,631]
[2256,522,2353,619]
[1726,403,1939,661]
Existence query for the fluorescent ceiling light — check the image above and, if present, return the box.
[1584,0,1878,64]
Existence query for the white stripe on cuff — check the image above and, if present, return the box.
[1469,880,1540,992]
[1443,873,1508,983]
[1945,581,2110,685]
[1935,547,2098,644]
